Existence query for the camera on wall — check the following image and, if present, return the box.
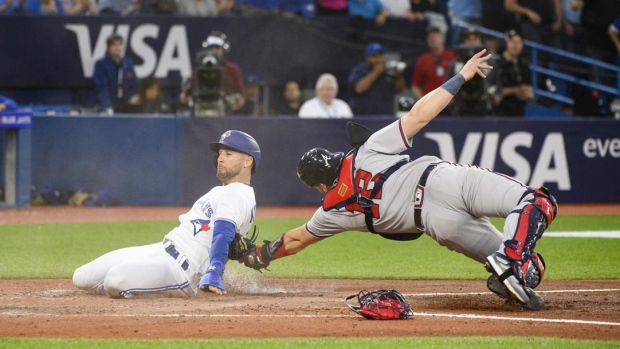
[193,50,225,117]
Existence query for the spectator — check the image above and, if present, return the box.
[238,0,279,15]
[181,31,245,116]
[315,0,347,15]
[0,94,18,111]
[98,0,136,14]
[410,26,455,100]
[348,0,388,41]
[481,0,518,54]
[580,0,620,86]
[380,0,410,19]
[504,0,563,55]
[348,42,406,116]
[63,0,98,14]
[93,34,139,115]
[280,0,315,17]
[449,28,501,116]
[177,0,216,15]
[140,0,177,14]
[561,0,583,54]
[274,79,303,116]
[40,0,63,13]
[127,76,176,114]
[235,75,264,116]
[447,0,482,44]
[215,0,236,14]
[409,0,448,35]
[497,30,533,117]
[0,0,20,14]
[609,15,620,64]
[18,0,64,13]
[299,73,353,118]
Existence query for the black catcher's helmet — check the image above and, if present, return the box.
[297,148,344,187]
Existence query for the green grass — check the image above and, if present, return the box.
[1,215,619,280]
[1,214,619,348]
[0,337,619,349]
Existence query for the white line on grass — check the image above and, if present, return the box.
[2,311,618,327]
[545,231,620,238]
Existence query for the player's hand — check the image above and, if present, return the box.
[459,49,493,81]
[199,266,226,294]
[204,285,227,295]
[372,60,386,75]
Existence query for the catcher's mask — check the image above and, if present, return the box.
[297,148,344,187]
[346,289,414,320]
[210,130,261,174]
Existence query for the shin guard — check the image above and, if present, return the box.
[504,187,557,262]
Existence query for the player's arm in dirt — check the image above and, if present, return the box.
[240,225,321,271]
[199,220,236,295]
[401,49,493,140]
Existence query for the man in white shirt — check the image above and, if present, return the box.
[298,73,354,118]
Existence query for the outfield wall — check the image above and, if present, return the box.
[24,115,619,206]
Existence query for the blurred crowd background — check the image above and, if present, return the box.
[0,0,619,119]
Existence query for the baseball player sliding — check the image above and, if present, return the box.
[241,50,557,310]
[73,130,260,297]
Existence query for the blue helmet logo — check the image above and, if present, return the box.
[209,130,261,173]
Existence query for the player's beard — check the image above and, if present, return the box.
[216,164,242,183]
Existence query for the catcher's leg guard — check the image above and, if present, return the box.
[504,187,557,262]
[485,187,555,310]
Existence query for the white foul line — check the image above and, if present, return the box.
[414,312,620,326]
[545,231,620,238]
[403,288,620,297]
[2,311,619,327]
[2,288,618,327]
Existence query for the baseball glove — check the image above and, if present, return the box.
[227,226,259,260]
[240,244,271,272]
[345,289,414,320]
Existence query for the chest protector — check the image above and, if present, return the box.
[322,151,423,241]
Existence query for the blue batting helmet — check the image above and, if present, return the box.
[209,130,261,173]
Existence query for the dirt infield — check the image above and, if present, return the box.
[1,204,619,340]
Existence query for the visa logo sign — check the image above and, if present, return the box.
[65,23,192,79]
[425,132,571,190]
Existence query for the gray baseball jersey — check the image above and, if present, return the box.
[306,119,530,263]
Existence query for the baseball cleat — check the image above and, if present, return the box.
[486,275,510,300]
[96,283,105,295]
[485,252,544,310]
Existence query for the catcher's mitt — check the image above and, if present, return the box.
[346,289,413,320]
[227,226,259,260]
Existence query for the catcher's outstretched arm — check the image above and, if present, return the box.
[281,225,321,254]
[240,225,321,271]
[401,49,492,140]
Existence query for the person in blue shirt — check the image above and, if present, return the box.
[347,42,405,116]
[0,94,18,112]
[93,34,140,114]
[280,0,315,17]
[23,0,64,14]
[0,0,20,14]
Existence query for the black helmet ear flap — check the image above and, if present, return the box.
[346,122,373,149]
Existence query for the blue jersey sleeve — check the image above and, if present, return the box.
[199,220,236,290]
